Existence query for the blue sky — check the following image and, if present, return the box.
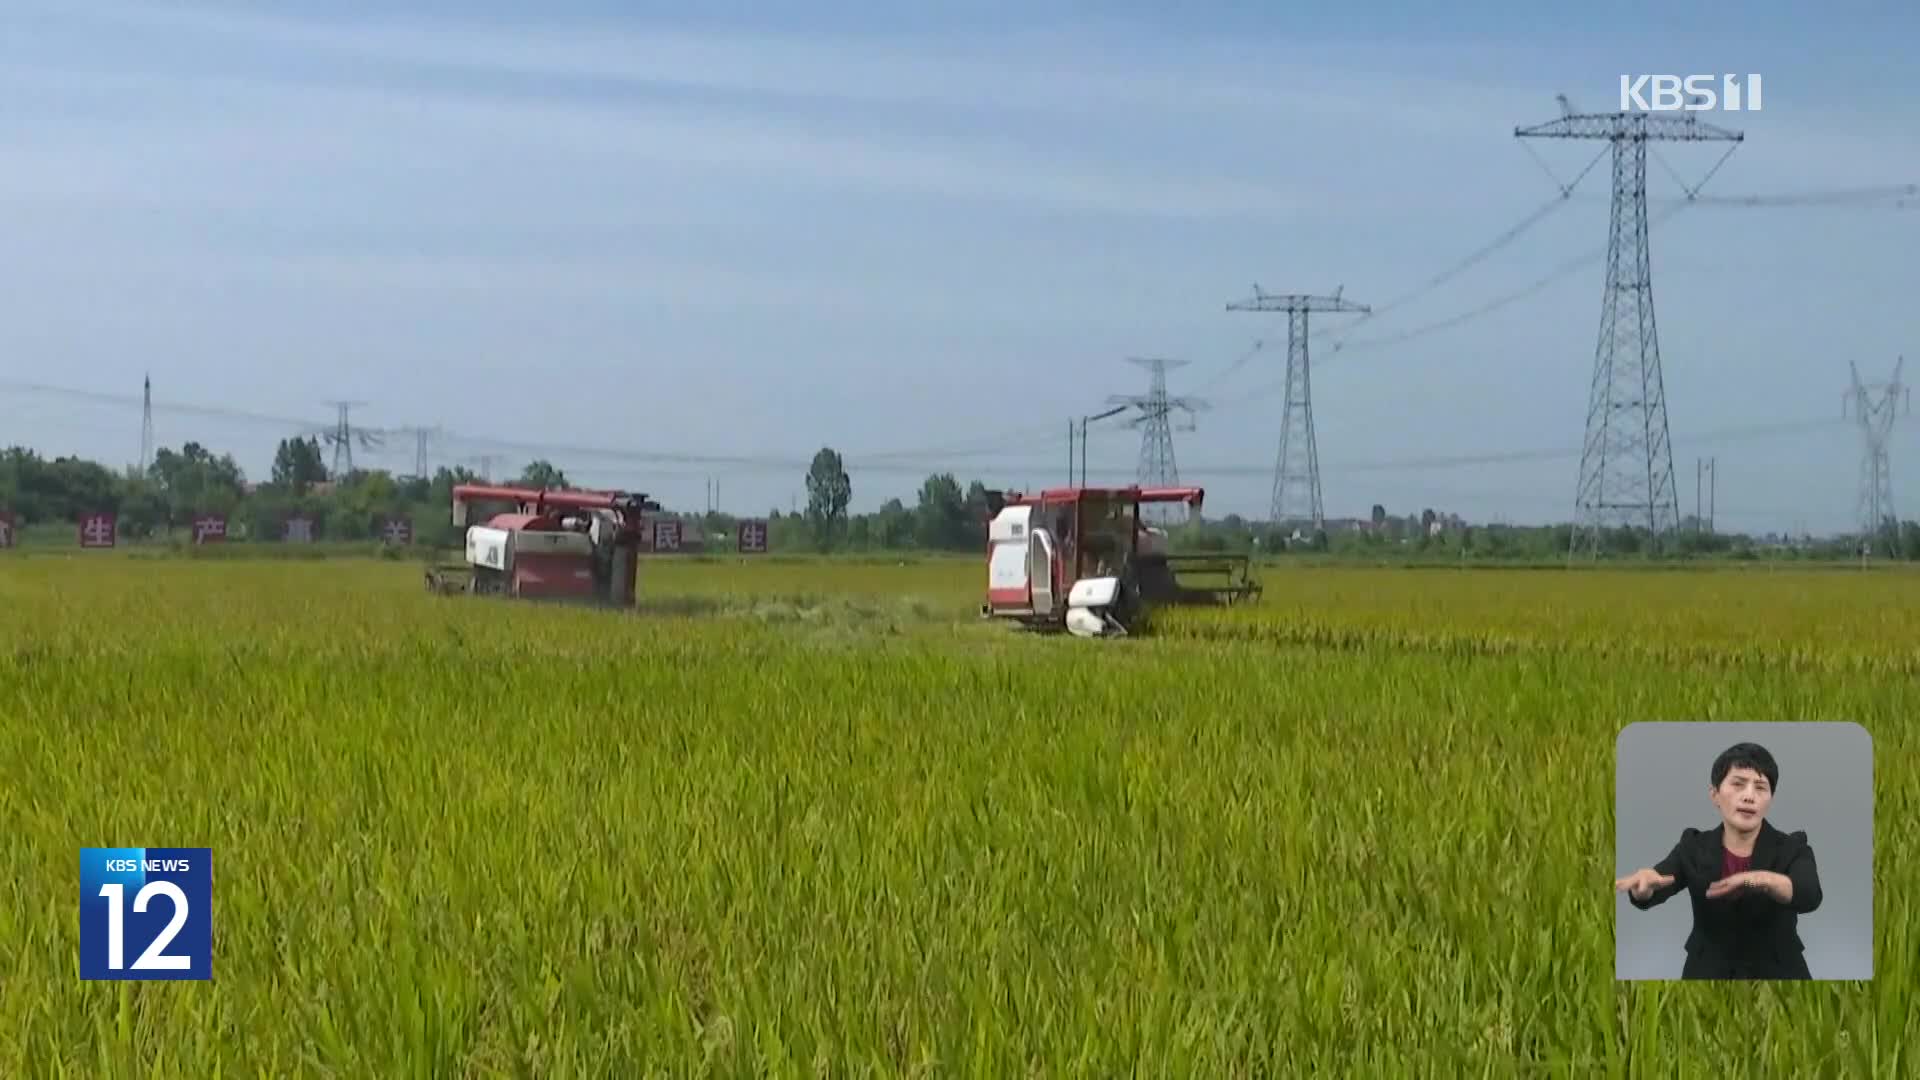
[2,0,1916,533]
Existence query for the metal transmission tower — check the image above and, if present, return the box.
[139,374,154,471]
[1515,107,1743,556]
[1226,285,1370,531]
[388,424,443,479]
[1844,357,1908,554]
[1108,357,1206,526]
[322,400,380,477]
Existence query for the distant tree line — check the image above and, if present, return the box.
[1,439,497,545]
[0,438,1013,554]
[5,438,1917,561]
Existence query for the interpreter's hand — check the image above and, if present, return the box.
[1705,871,1766,900]
[1614,868,1675,902]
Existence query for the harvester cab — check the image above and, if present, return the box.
[425,483,663,606]
[981,485,1261,637]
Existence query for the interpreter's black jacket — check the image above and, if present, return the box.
[1630,818,1823,979]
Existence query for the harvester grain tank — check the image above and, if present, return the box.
[425,483,662,605]
[981,484,1261,637]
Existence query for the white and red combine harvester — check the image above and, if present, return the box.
[982,485,1261,637]
[424,483,662,606]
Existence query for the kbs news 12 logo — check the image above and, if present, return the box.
[79,848,212,980]
[1620,74,1762,113]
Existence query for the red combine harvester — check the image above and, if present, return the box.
[424,483,662,605]
[981,484,1261,637]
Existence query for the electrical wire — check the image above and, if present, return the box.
[1285,198,1696,369]
[3,169,1906,485]
[1327,144,1610,339]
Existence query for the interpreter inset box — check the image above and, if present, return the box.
[1614,722,1872,981]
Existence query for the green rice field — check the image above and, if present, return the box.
[1,555,1915,1074]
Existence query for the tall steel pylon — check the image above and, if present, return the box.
[388,424,443,479]
[1516,105,1743,556]
[323,400,376,477]
[1226,285,1369,532]
[1845,357,1908,554]
[1108,356,1205,526]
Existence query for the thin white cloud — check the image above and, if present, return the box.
[42,0,1515,134]
[0,56,1302,224]
[46,2,1912,211]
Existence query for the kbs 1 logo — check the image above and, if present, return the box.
[1620,74,1762,113]
[79,848,212,980]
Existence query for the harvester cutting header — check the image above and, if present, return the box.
[982,484,1261,637]
[426,483,662,605]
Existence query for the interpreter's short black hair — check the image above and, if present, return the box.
[1711,742,1779,792]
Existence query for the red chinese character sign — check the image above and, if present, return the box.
[381,516,413,545]
[652,520,682,553]
[737,519,769,554]
[79,512,116,548]
[283,515,316,543]
[192,514,227,544]
[0,511,14,549]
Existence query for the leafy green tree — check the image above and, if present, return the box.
[332,469,401,539]
[915,472,969,550]
[962,481,993,549]
[805,447,852,552]
[873,498,913,548]
[149,442,245,525]
[48,455,121,521]
[271,437,328,495]
[117,469,170,538]
[519,460,570,490]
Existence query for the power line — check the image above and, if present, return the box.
[1088,416,1852,478]
[1199,179,1913,404]
[1258,177,1917,402]
[1328,145,1611,342]
[0,377,320,431]
[1195,170,1598,398]
[0,375,1876,481]
[1325,201,1696,358]
[0,377,1079,474]
[1657,182,1919,209]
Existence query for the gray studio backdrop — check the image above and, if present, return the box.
[1614,721,1874,981]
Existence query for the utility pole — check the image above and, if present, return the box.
[1516,103,1743,557]
[1844,357,1908,556]
[1109,357,1206,525]
[1072,405,1128,488]
[138,373,154,473]
[1226,285,1370,532]
[1694,457,1718,534]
